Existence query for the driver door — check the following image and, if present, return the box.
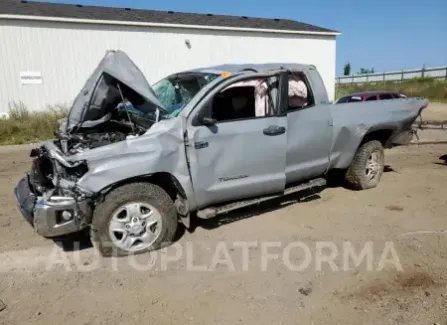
[186,72,288,209]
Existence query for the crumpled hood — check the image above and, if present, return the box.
[66,50,165,133]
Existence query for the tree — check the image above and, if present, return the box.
[343,63,351,76]
[358,67,375,74]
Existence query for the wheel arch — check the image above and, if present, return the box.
[331,127,395,170]
[96,172,192,228]
[360,128,395,148]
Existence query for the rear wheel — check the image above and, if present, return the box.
[90,182,178,257]
[345,140,385,190]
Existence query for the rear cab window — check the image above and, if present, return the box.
[287,72,315,110]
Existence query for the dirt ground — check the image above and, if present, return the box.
[421,102,447,122]
[1,135,447,324]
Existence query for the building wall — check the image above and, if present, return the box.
[0,19,337,114]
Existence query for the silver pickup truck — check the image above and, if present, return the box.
[14,50,428,256]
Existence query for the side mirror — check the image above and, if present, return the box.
[202,117,216,125]
[197,102,216,125]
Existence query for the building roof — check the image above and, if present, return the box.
[0,0,339,35]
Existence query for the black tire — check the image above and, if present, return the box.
[345,140,385,190]
[90,182,178,257]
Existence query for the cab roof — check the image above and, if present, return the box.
[188,63,316,75]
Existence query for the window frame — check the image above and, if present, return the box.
[190,72,285,126]
[286,71,316,112]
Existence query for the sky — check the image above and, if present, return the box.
[42,0,447,76]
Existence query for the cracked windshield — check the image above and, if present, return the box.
[152,72,220,118]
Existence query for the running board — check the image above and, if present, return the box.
[197,177,327,219]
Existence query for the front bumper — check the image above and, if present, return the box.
[14,175,36,226]
[14,175,92,238]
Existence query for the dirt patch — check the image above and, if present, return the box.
[345,270,440,302]
[385,204,404,211]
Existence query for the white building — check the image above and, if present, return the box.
[0,0,339,115]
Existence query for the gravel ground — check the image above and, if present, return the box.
[0,139,447,325]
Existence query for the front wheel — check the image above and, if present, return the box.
[90,182,178,257]
[345,140,385,190]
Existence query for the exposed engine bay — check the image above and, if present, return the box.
[55,119,145,155]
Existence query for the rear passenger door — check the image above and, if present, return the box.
[285,70,333,184]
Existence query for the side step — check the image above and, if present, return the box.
[197,177,326,219]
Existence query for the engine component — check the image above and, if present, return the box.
[66,132,128,154]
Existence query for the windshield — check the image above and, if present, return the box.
[152,72,220,118]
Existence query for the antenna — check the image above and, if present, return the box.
[116,83,136,135]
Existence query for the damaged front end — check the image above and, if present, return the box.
[14,143,93,238]
[13,50,190,238]
[13,50,169,237]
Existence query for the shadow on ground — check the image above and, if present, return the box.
[436,154,447,165]
[54,165,400,252]
[194,187,325,231]
[52,229,93,252]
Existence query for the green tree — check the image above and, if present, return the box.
[343,63,351,76]
[358,67,375,74]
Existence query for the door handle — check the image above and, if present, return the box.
[194,141,209,149]
[263,125,286,136]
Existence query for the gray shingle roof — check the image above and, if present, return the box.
[0,0,338,34]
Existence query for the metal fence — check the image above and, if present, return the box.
[336,65,447,84]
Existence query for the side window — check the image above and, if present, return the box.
[207,77,279,123]
[288,72,315,110]
[379,94,393,100]
[365,96,377,101]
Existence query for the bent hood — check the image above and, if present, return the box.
[66,50,165,132]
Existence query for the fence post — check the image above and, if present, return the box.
[421,64,425,78]
[383,72,385,82]
[401,69,404,81]
[445,66,447,80]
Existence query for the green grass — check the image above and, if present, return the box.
[335,77,447,103]
[0,102,67,145]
